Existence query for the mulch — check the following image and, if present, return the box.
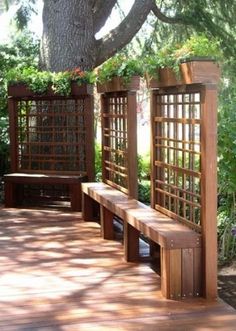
[218,274,236,309]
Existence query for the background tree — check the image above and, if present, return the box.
[2,0,236,71]
[0,30,39,175]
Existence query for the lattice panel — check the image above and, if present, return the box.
[152,89,202,231]
[16,98,86,174]
[102,94,129,193]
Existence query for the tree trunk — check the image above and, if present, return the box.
[40,0,96,71]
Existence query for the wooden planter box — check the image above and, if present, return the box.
[148,60,220,88]
[97,76,140,93]
[8,82,93,98]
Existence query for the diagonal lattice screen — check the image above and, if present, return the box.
[152,88,201,231]
[16,98,87,174]
[102,94,129,193]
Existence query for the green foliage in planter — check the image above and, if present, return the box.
[97,54,144,84]
[175,34,222,62]
[7,66,96,96]
[145,34,222,80]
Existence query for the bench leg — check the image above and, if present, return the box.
[161,248,181,299]
[82,192,97,221]
[149,239,161,261]
[161,247,202,299]
[4,182,24,207]
[4,182,16,207]
[70,184,81,211]
[123,221,140,262]
[100,206,114,240]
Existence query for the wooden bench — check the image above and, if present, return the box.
[4,173,87,211]
[82,182,202,300]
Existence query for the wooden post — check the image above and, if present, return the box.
[84,95,95,181]
[127,91,138,199]
[200,84,218,300]
[150,90,157,208]
[123,221,140,262]
[82,192,95,221]
[8,98,18,172]
[100,205,114,240]
[70,184,81,211]
[101,94,109,183]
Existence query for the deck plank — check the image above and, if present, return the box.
[0,207,235,331]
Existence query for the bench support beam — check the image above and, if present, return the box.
[100,206,114,240]
[124,222,140,262]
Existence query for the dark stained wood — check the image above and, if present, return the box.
[150,81,219,300]
[97,76,140,93]
[100,90,138,198]
[82,191,98,221]
[169,249,182,299]
[82,182,202,249]
[194,247,203,297]
[84,95,95,181]
[8,98,18,172]
[149,61,220,88]
[70,183,82,211]
[0,207,235,331]
[6,86,94,210]
[4,173,86,211]
[127,91,138,199]
[200,84,218,299]
[8,82,93,97]
[100,205,114,240]
[82,182,202,299]
[161,247,170,298]
[182,248,194,297]
[123,221,140,262]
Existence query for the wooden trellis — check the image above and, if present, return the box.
[101,91,137,198]
[151,83,219,298]
[11,98,92,174]
[5,85,94,209]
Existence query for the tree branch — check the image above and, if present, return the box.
[151,3,190,25]
[95,0,154,67]
[93,0,117,34]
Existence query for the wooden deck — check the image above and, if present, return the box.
[0,207,235,331]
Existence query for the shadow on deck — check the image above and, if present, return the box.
[0,207,235,331]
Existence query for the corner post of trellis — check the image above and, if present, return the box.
[127,91,138,199]
[8,97,18,172]
[101,93,109,185]
[200,83,218,300]
[84,94,95,181]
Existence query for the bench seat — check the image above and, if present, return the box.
[4,172,86,211]
[82,182,203,299]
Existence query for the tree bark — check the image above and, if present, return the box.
[39,0,181,71]
[40,0,96,71]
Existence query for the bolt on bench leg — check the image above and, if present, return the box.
[123,222,140,262]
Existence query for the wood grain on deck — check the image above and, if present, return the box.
[0,207,235,331]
